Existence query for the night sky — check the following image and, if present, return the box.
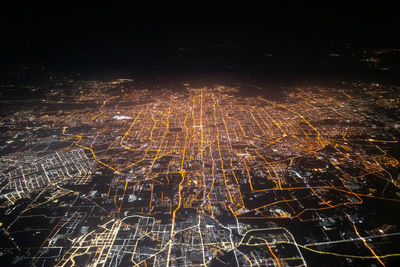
[1,1,399,72]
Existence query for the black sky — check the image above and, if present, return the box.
[1,1,399,70]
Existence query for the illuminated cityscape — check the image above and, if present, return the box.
[1,76,400,266]
[1,1,400,266]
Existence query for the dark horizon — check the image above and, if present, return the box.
[1,1,400,70]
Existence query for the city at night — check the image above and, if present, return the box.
[1,2,400,266]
